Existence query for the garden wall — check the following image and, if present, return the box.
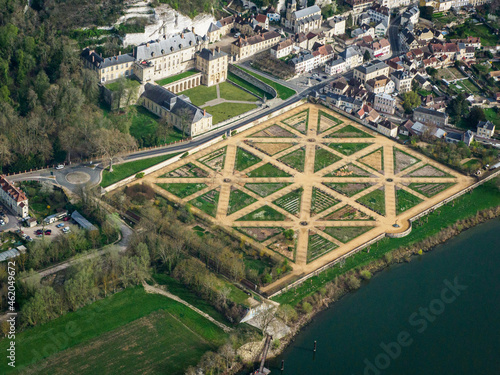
[228,64,277,99]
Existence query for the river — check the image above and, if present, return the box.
[268,218,500,375]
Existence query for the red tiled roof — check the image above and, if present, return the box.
[0,175,27,203]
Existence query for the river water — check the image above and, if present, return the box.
[268,219,500,375]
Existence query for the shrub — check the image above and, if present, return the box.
[231,130,237,136]
[302,301,313,314]
[272,339,280,350]
[347,276,361,290]
[384,252,393,264]
[360,270,372,280]
[135,172,145,179]
[181,152,189,158]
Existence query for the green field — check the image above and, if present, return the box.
[327,142,371,156]
[157,182,207,198]
[180,85,217,106]
[314,147,341,172]
[322,226,373,243]
[235,147,262,171]
[219,81,257,101]
[105,78,140,92]
[227,71,274,99]
[155,70,198,86]
[237,205,286,221]
[356,188,385,215]
[278,147,306,172]
[447,23,499,46]
[101,153,180,188]
[273,188,303,216]
[189,189,220,217]
[307,233,338,262]
[395,188,423,215]
[407,182,454,198]
[324,182,373,197]
[227,189,257,215]
[204,102,258,124]
[244,183,291,197]
[235,66,296,100]
[274,177,500,306]
[484,108,500,127]
[328,125,373,138]
[128,106,185,146]
[246,163,291,178]
[0,287,227,375]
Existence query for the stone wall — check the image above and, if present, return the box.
[228,64,277,99]
[100,83,144,110]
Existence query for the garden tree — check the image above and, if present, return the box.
[402,91,421,113]
[92,127,136,172]
[199,351,223,375]
[277,304,298,325]
[426,67,438,78]
[218,344,235,370]
[0,134,12,170]
[363,50,371,62]
[178,107,193,137]
[158,240,184,273]
[283,229,294,240]
[156,117,174,144]
[466,107,486,128]
[448,93,469,119]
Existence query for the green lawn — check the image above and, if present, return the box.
[227,189,257,215]
[327,142,371,156]
[277,147,306,172]
[274,177,500,306]
[314,147,341,172]
[128,106,185,146]
[418,89,433,97]
[356,188,385,215]
[100,153,180,188]
[246,163,291,178]
[322,226,373,243]
[155,70,198,86]
[235,147,262,171]
[157,182,208,198]
[237,205,287,221]
[219,81,258,101]
[395,188,423,215]
[204,102,258,124]
[189,189,220,217]
[0,287,227,375]
[484,108,500,127]
[105,78,140,92]
[328,125,373,138]
[180,85,218,106]
[227,71,274,99]
[235,66,296,100]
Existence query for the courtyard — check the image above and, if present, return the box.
[137,104,475,293]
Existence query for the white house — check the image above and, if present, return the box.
[0,175,28,218]
[325,58,346,75]
[329,16,346,36]
[373,93,396,115]
[340,46,363,70]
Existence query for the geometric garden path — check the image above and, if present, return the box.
[139,104,475,294]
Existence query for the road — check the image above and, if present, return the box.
[388,14,402,58]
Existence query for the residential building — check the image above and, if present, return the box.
[372,38,391,58]
[449,36,481,49]
[270,38,294,59]
[373,93,396,114]
[415,74,432,90]
[477,121,495,138]
[0,176,28,218]
[367,5,390,25]
[195,47,228,87]
[488,71,500,81]
[366,75,394,94]
[284,2,322,33]
[391,70,413,93]
[354,60,390,83]
[345,0,375,17]
[325,92,364,113]
[413,107,449,127]
[290,44,334,73]
[401,6,420,25]
[400,29,418,51]
[231,31,281,59]
[352,24,375,39]
[380,0,411,9]
[140,83,213,136]
[375,19,389,37]
[377,119,398,137]
[325,58,347,75]
[329,16,346,36]
[132,31,208,83]
[340,46,363,70]
[446,130,474,146]
[255,14,269,30]
[81,48,135,83]
[207,16,234,43]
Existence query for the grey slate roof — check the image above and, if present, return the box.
[478,120,495,130]
[293,5,321,19]
[198,48,227,61]
[141,83,211,124]
[81,48,135,69]
[208,23,220,33]
[355,59,388,75]
[134,31,205,61]
[340,46,362,60]
[414,106,448,119]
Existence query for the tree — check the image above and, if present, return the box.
[178,107,193,138]
[277,304,298,325]
[0,134,11,172]
[402,91,421,113]
[91,127,136,172]
[419,6,434,21]
[466,107,485,128]
[363,50,371,62]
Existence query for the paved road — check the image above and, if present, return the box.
[388,14,402,58]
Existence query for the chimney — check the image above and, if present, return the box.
[203,109,206,116]
[146,42,150,47]
[181,33,184,39]
[216,46,220,53]
[118,51,121,55]
[192,26,195,33]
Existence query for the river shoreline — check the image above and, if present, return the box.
[236,204,500,374]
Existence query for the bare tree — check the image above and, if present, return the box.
[91,127,136,172]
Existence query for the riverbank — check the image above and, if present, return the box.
[237,176,500,373]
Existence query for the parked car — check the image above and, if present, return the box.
[312,73,319,78]
[56,223,65,228]
[55,164,64,170]
[45,230,52,235]
[0,220,4,226]
[35,229,43,235]
[62,227,70,233]
[234,32,241,38]
[63,216,70,221]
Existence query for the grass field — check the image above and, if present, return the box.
[204,102,258,124]
[314,147,341,172]
[244,183,291,197]
[155,70,198,86]
[180,85,218,106]
[484,108,500,127]
[219,81,257,101]
[235,66,296,100]
[246,163,290,178]
[190,189,220,217]
[447,24,498,46]
[237,205,286,221]
[100,153,180,188]
[278,147,306,172]
[328,125,373,138]
[227,71,274,99]
[228,189,257,215]
[105,78,140,92]
[273,177,500,306]
[322,226,373,243]
[157,182,208,198]
[235,147,262,171]
[0,287,227,375]
[396,188,423,215]
[357,188,385,215]
[327,142,371,156]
